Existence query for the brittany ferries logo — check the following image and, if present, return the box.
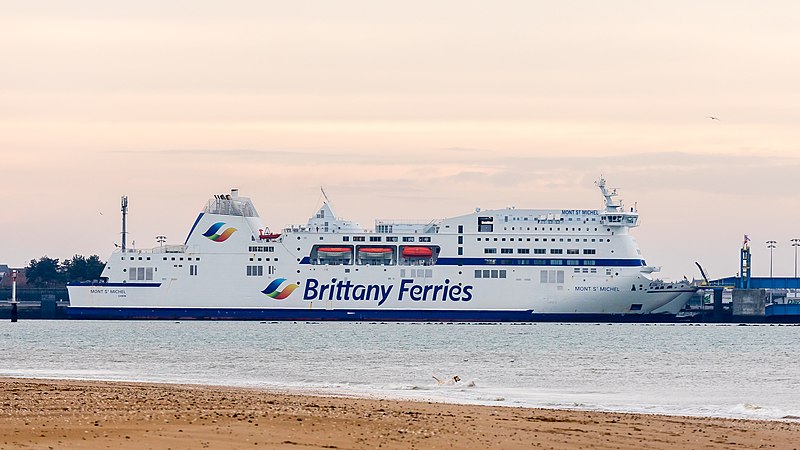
[202,222,237,242]
[262,278,300,300]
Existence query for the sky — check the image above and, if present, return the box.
[2,1,800,281]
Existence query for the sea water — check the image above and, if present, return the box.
[0,321,798,420]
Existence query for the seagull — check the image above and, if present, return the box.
[707,116,720,121]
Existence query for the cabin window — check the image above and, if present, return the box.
[129,267,154,281]
[583,249,596,254]
[246,265,263,276]
[342,236,350,242]
[517,248,530,254]
[369,236,382,242]
[386,236,398,242]
[534,248,546,254]
[458,236,463,245]
[501,248,513,254]
[353,236,365,242]
[458,225,464,233]
[402,237,414,242]
[550,249,563,254]
[567,249,579,255]
[419,237,431,242]
[484,248,497,254]
[458,247,463,255]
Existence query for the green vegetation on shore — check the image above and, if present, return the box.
[24,255,105,287]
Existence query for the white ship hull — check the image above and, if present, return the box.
[68,180,695,320]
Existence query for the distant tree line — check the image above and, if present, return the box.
[24,255,105,287]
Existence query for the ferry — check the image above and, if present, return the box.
[67,178,696,320]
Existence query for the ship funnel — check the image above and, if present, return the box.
[231,188,239,198]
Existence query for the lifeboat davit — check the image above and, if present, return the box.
[317,247,352,257]
[358,247,393,258]
[402,246,433,258]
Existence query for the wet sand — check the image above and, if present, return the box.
[1,378,798,449]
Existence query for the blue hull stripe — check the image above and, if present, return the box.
[67,282,162,288]
[67,307,665,322]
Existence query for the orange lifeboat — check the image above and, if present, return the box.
[402,246,433,258]
[359,247,393,258]
[318,247,352,253]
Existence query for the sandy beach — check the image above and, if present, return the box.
[1,378,798,449]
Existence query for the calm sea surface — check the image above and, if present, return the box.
[1,321,798,420]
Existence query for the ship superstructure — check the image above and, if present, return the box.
[67,180,695,320]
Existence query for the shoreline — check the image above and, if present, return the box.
[2,377,799,449]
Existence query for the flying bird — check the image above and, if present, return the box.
[706,116,720,121]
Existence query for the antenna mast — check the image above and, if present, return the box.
[121,195,128,252]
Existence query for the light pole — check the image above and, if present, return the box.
[767,240,776,303]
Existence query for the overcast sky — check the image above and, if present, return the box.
[2,1,799,280]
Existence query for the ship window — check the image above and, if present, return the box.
[484,248,497,254]
[386,236,398,242]
[550,260,563,265]
[458,236,463,245]
[478,216,494,232]
[583,249,596,254]
[402,237,414,242]
[540,270,548,283]
[501,248,513,254]
[499,270,506,278]
[163,257,167,261]
[491,269,498,278]
[550,249,563,254]
[484,270,491,278]
[458,225,464,233]
[566,260,579,266]
[370,236,382,242]
[475,270,482,278]
[584,260,596,265]
[517,248,530,254]
[567,249,579,255]
[353,236,365,242]
[343,236,350,242]
[534,249,546,254]
[419,237,431,242]
[458,247,463,255]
